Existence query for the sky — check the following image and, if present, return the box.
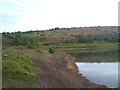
[0,0,119,32]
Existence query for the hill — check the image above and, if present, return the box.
[2,26,119,88]
[2,26,119,48]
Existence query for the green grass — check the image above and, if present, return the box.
[39,42,118,49]
[2,35,14,49]
[65,47,118,53]
[2,49,38,87]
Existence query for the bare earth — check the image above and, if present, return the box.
[21,49,107,88]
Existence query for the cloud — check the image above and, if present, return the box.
[0,0,46,32]
[0,0,119,32]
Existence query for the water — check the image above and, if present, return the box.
[69,49,119,88]
[70,49,119,62]
[76,62,119,88]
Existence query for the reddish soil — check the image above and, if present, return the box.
[3,48,107,88]
[55,28,108,36]
[28,49,107,88]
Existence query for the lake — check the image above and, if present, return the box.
[68,49,119,88]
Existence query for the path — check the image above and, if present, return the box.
[2,46,16,53]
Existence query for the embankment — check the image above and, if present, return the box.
[3,48,107,88]
[33,49,107,88]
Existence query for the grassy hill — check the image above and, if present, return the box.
[2,26,119,88]
[2,26,119,48]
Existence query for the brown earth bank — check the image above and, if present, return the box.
[21,49,107,88]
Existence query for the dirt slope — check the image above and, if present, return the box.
[21,49,106,88]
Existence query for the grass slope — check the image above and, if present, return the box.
[2,49,39,88]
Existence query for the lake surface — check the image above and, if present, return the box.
[76,62,119,88]
[69,49,119,62]
[69,49,119,88]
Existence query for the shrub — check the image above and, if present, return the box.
[35,49,43,54]
[48,48,54,53]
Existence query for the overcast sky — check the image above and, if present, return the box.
[0,0,119,32]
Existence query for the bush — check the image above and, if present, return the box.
[35,49,43,54]
[27,44,34,49]
[48,48,54,53]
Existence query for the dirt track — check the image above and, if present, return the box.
[2,46,15,53]
[31,50,107,88]
[3,47,107,88]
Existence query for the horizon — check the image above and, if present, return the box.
[1,26,118,33]
[0,0,119,33]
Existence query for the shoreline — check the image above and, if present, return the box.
[2,48,107,88]
[60,51,107,88]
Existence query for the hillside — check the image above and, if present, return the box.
[2,26,119,48]
[2,26,119,88]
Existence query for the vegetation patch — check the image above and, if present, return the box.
[48,48,54,54]
[2,49,38,87]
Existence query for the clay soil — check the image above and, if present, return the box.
[21,49,107,88]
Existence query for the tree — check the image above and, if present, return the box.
[55,27,59,30]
